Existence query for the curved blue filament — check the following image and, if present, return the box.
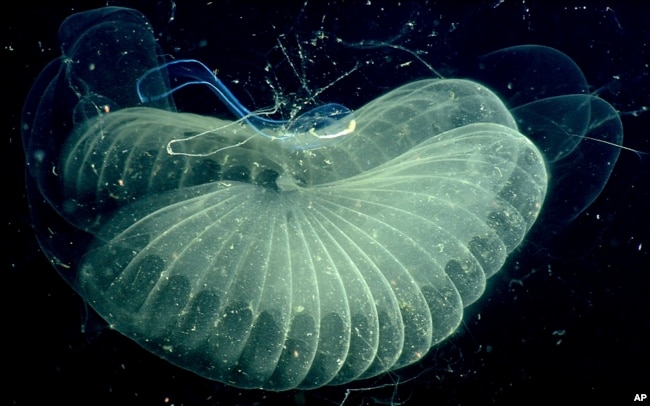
[137,59,354,143]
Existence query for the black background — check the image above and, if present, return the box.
[5,1,649,405]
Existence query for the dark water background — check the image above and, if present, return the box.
[5,1,648,404]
